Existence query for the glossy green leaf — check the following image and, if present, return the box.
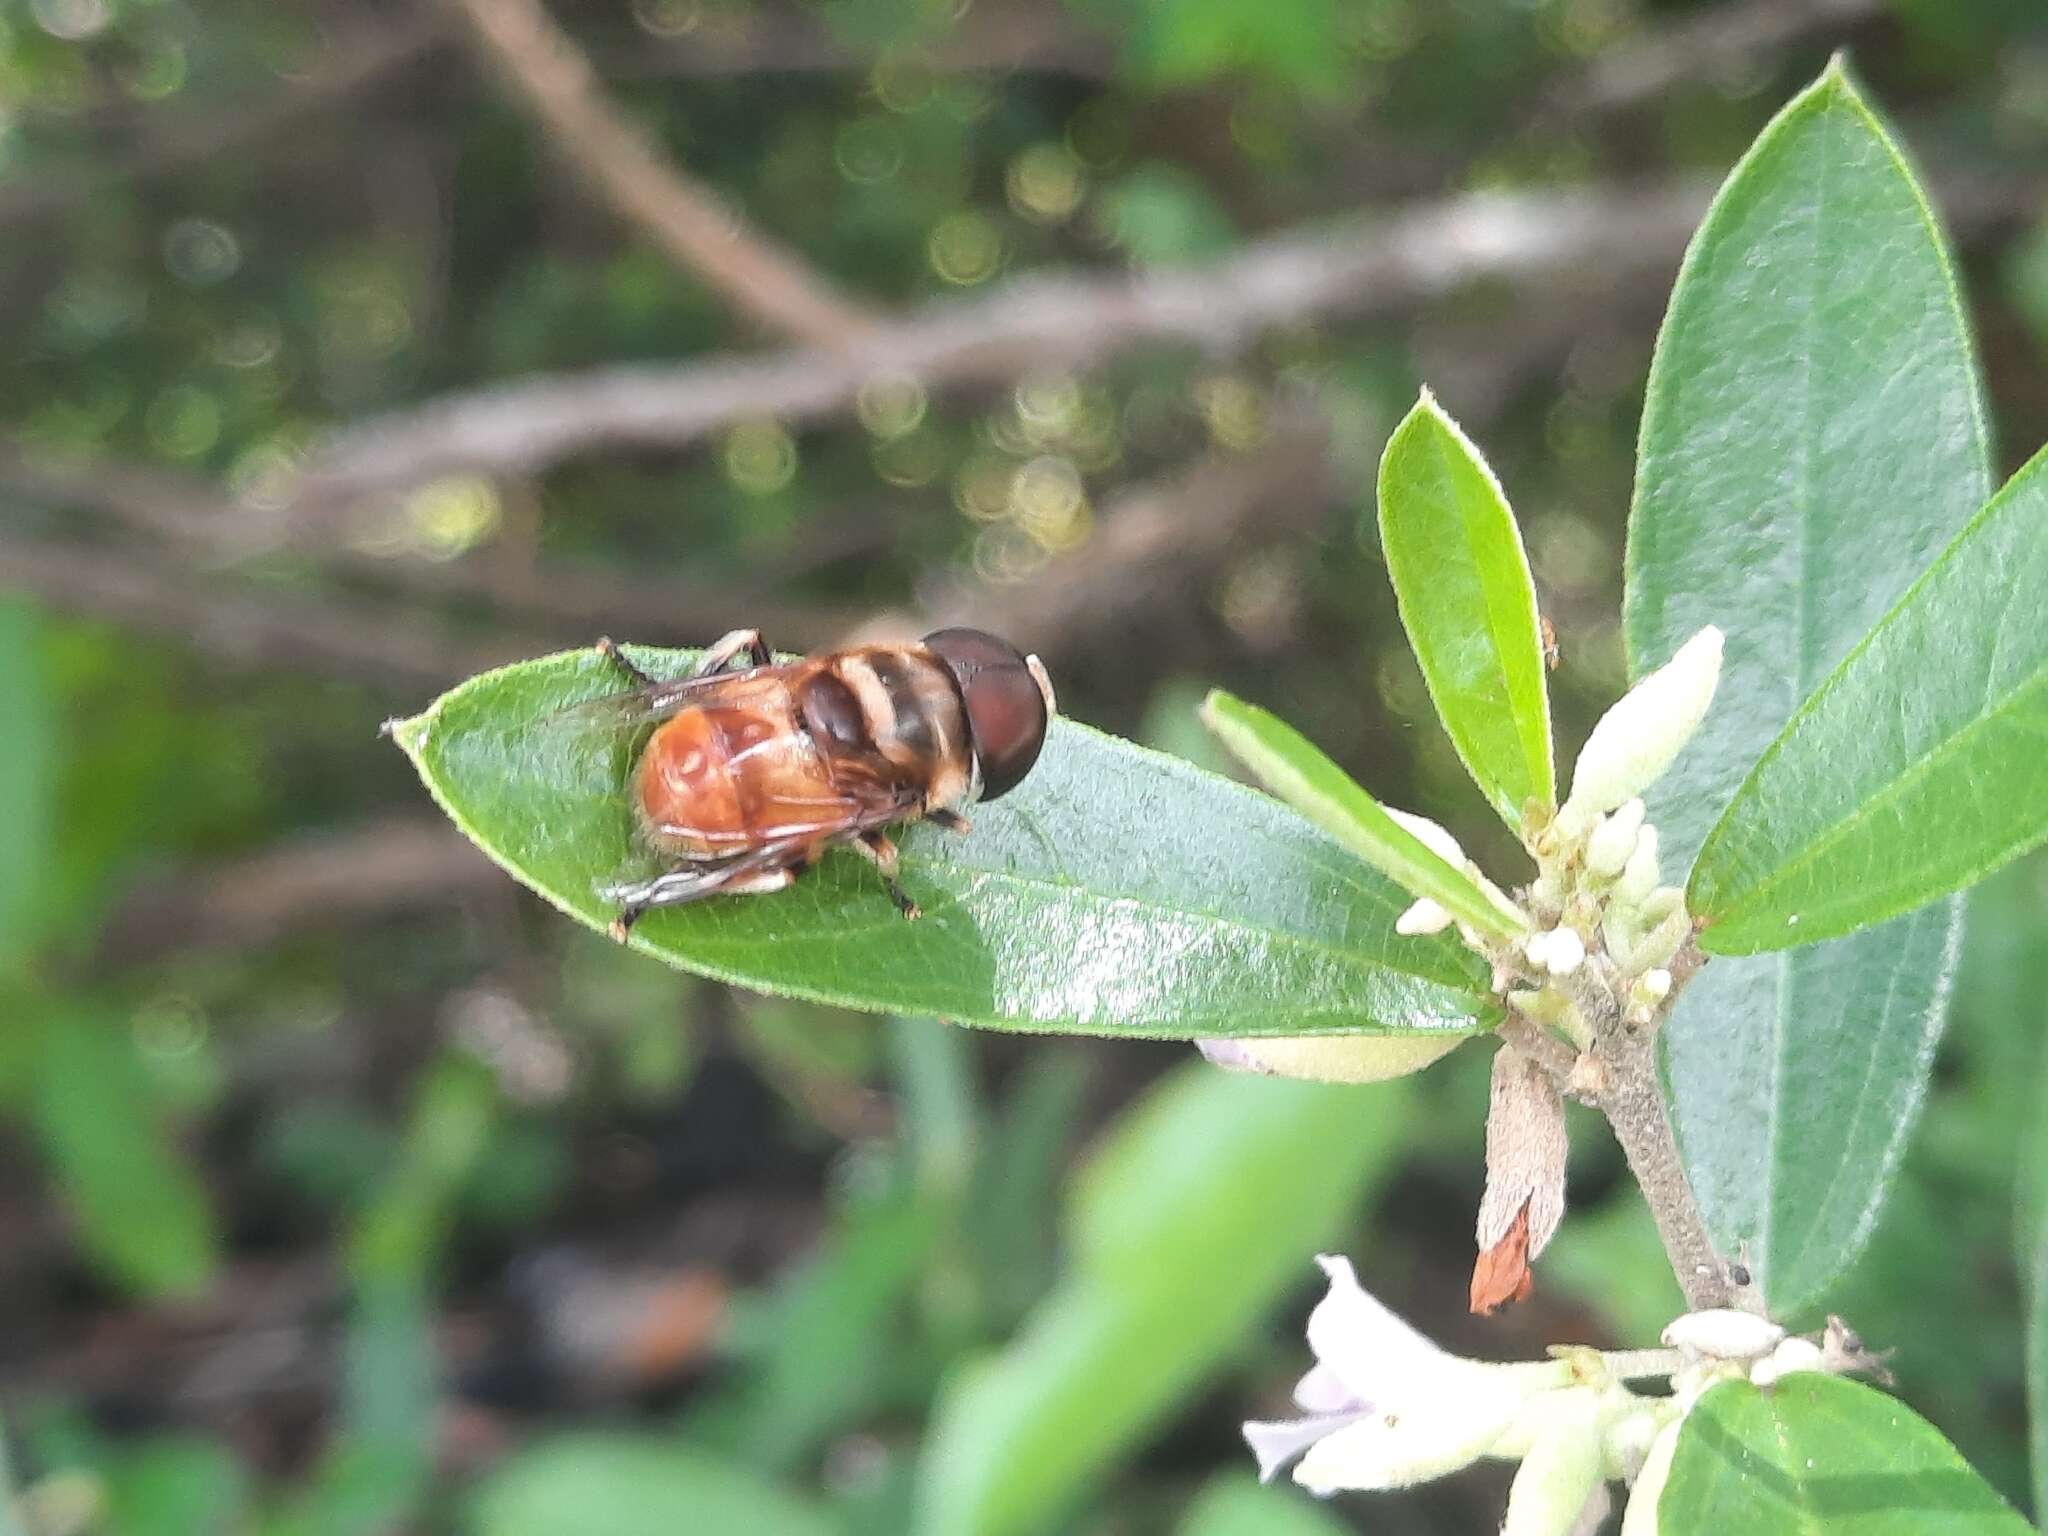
[1624,62,1991,1314]
[1176,1472,1352,1536]
[917,1064,1409,1536]
[390,646,1495,1039]
[1692,445,2048,952]
[30,1014,218,1298]
[1376,392,1554,830]
[1657,1376,2029,1534]
[1201,689,1525,938]
[468,1438,838,1536]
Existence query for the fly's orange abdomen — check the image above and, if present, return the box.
[634,698,854,858]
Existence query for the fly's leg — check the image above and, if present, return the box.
[851,832,920,920]
[693,628,772,677]
[595,636,657,688]
[605,856,796,941]
[926,808,972,836]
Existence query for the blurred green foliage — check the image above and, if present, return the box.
[0,0,2044,1532]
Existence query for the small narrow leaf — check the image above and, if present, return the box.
[1692,444,2048,954]
[30,1013,219,1297]
[1201,688,1525,939]
[1377,391,1554,830]
[918,1065,1410,1536]
[391,647,1495,1039]
[1658,1376,2030,1533]
[1623,61,1991,1314]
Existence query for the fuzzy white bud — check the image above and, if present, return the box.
[1638,969,1672,1001]
[1540,926,1585,976]
[1661,1308,1784,1362]
[1751,1336,1825,1388]
[1386,807,1466,867]
[1585,799,1645,877]
[1561,627,1723,828]
[1397,897,1455,936]
[1620,1417,1683,1536]
[1616,824,1662,904]
[1197,1034,1467,1084]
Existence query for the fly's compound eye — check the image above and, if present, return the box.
[921,627,1052,801]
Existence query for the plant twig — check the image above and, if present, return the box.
[294,180,1714,505]
[446,0,882,350]
[1557,951,1734,1311]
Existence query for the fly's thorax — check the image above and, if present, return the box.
[823,647,975,809]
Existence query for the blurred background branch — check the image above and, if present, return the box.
[446,0,883,348]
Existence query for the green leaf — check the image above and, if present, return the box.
[916,1063,1410,1536]
[1176,1472,1352,1536]
[1376,391,1554,830]
[30,1013,219,1297]
[103,1437,248,1536]
[1658,1375,2030,1534]
[1691,444,2048,952]
[468,1438,839,1536]
[2031,1204,2048,1525]
[1624,61,1991,1314]
[0,602,55,974]
[390,646,1495,1039]
[1200,688,1524,939]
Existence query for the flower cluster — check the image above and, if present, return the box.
[1249,1256,1848,1533]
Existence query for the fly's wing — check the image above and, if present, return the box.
[543,663,786,733]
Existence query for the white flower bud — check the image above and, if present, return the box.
[1661,1308,1784,1361]
[1560,627,1723,828]
[1616,824,1662,904]
[1198,1033,1466,1084]
[1619,1416,1684,1536]
[1623,906,1691,973]
[1500,1390,1605,1536]
[1637,969,1672,1002]
[1585,799,1645,877]
[1397,897,1454,936]
[1751,1336,1825,1387]
[1386,807,1466,867]
[1539,926,1585,976]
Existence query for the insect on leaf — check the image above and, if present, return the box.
[389,647,1497,1040]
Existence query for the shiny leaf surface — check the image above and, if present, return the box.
[1692,445,2048,952]
[1377,392,1554,830]
[1201,688,1524,938]
[390,647,1495,1038]
[1624,62,1990,1314]
[1658,1376,2029,1534]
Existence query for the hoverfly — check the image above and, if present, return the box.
[586,627,1055,939]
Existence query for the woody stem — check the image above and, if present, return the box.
[1564,945,1735,1311]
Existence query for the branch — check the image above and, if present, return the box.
[98,817,500,965]
[295,180,1714,504]
[0,443,866,652]
[446,0,882,350]
[0,532,535,691]
[1536,0,1887,120]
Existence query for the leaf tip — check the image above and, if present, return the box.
[381,710,430,758]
